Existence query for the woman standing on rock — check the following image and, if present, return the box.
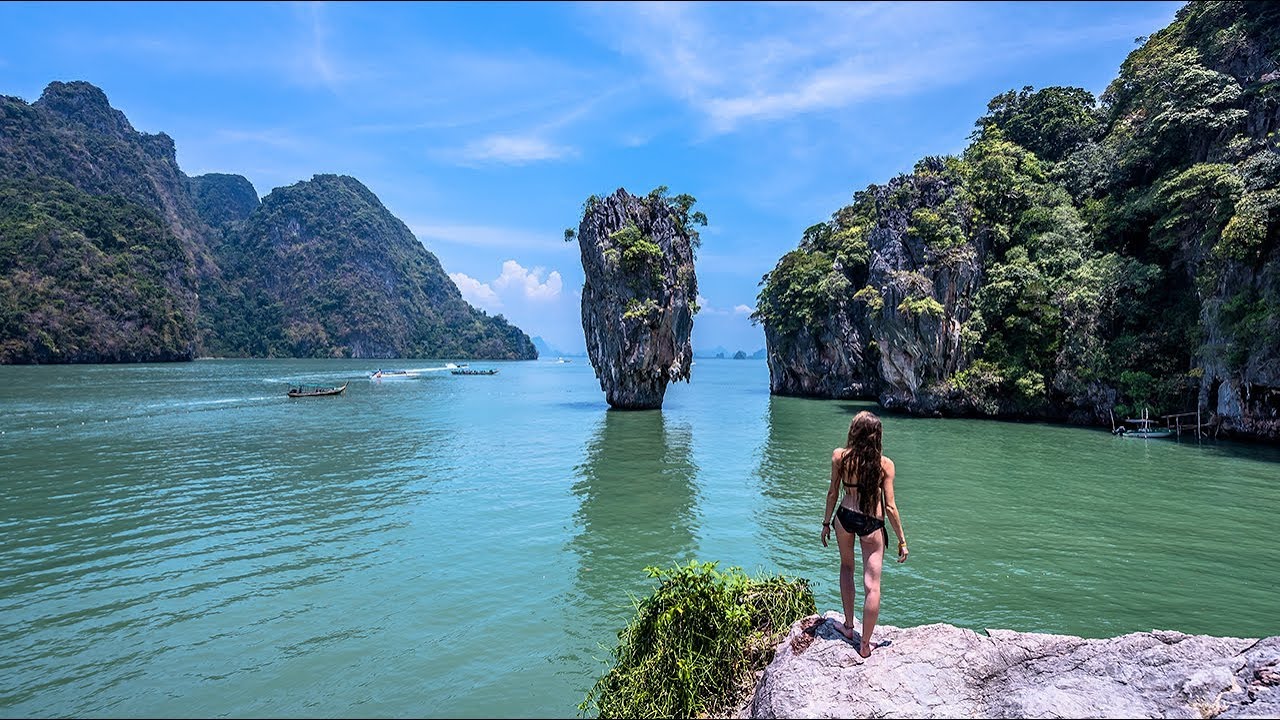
[820,410,908,658]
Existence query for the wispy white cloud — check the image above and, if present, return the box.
[439,85,631,165]
[299,1,340,92]
[584,2,945,132]
[53,3,358,93]
[211,128,307,151]
[584,2,1173,133]
[733,304,754,315]
[411,222,570,252]
[453,134,578,165]
[620,131,652,148]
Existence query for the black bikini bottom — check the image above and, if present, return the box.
[836,505,885,537]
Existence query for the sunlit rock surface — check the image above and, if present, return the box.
[742,612,1280,719]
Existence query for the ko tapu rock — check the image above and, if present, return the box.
[740,613,1280,719]
[572,187,704,409]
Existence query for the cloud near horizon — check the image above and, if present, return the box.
[450,260,564,313]
[449,259,580,352]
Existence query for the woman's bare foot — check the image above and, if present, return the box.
[858,642,872,659]
[831,619,856,641]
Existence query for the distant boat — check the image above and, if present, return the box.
[555,357,572,364]
[452,368,499,375]
[287,382,348,398]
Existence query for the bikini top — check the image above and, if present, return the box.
[841,475,885,518]
[839,450,890,512]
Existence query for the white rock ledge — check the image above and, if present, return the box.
[742,611,1280,719]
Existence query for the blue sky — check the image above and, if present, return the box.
[1,1,1183,355]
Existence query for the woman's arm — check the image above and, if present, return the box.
[882,456,909,562]
[820,449,841,547]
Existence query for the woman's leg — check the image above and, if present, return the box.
[834,517,860,640]
[857,529,885,657]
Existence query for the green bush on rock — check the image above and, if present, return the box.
[580,560,815,719]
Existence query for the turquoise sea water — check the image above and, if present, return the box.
[1,358,1278,717]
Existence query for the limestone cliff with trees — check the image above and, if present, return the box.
[0,81,536,363]
[753,1,1280,441]
[571,187,704,409]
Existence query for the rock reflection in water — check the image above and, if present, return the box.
[567,410,701,626]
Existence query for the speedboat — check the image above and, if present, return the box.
[370,368,416,380]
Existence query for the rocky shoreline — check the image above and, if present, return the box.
[740,612,1280,719]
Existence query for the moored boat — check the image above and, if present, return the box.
[451,368,499,375]
[1113,408,1174,439]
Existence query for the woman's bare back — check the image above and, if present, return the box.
[834,448,892,519]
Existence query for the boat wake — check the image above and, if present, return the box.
[144,395,278,410]
[371,363,468,378]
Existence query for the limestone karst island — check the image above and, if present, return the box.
[1,2,1277,719]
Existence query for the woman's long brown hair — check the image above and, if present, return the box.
[839,411,884,516]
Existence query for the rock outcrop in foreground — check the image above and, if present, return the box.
[743,612,1280,719]
[575,188,701,409]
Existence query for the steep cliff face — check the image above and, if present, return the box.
[0,80,539,363]
[0,82,203,362]
[760,159,986,414]
[575,188,702,409]
[756,1,1280,441]
[1199,259,1280,440]
[206,174,536,359]
[18,81,210,250]
[1148,2,1280,441]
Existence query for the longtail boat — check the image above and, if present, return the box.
[287,382,349,398]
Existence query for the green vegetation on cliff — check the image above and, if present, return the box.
[580,561,815,719]
[205,174,535,359]
[570,185,706,314]
[189,173,259,230]
[756,1,1280,426]
[0,82,537,363]
[0,176,197,362]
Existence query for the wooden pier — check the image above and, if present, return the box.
[1110,407,1218,439]
[1160,410,1216,438]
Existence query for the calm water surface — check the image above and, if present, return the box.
[2,359,1278,717]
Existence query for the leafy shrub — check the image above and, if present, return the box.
[580,561,815,720]
[897,295,945,318]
